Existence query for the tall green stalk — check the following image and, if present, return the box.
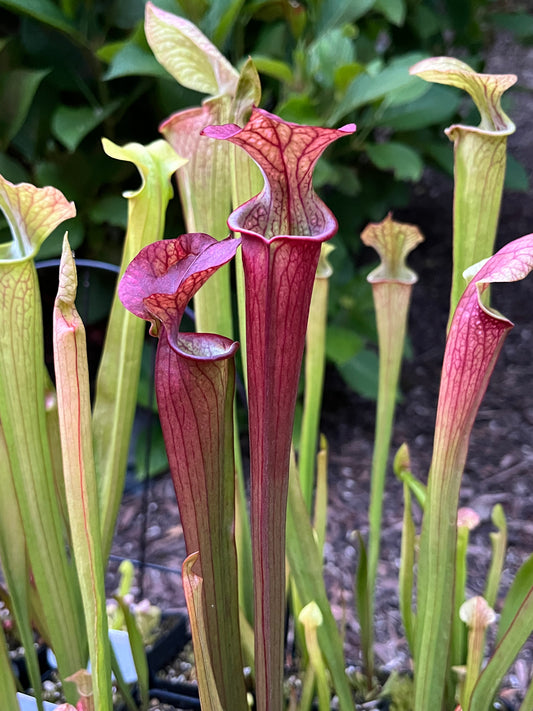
[228,60,264,625]
[359,214,423,680]
[0,405,43,708]
[149,6,262,625]
[396,446,416,654]
[413,237,533,710]
[182,553,224,711]
[94,138,184,558]
[451,509,480,671]
[54,237,112,711]
[0,626,18,711]
[484,504,507,609]
[287,452,355,711]
[459,596,496,710]
[299,244,333,510]
[410,56,516,323]
[0,177,86,699]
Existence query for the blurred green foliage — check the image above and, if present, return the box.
[0,0,529,397]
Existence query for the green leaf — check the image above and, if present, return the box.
[425,142,454,174]
[375,84,461,131]
[334,62,364,93]
[330,52,428,123]
[497,553,533,644]
[0,68,49,148]
[338,348,379,399]
[0,154,30,184]
[325,325,363,365]
[313,437,328,554]
[505,154,529,192]
[277,95,321,125]
[251,55,293,84]
[144,2,238,96]
[362,217,421,653]
[136,344,159,412]
[252,20,286,57]
[108,645,140,711]
[51,100,122,152]
[366,142,423,181]
[201,0,246,47]
[150,0,185,12]
[489,12,533,39]
[307,28,355,89]
[88,196,128,229]
[135,420,168,480]
[232,56,262,125]
[386,74,430,107]
[373,0,405,25]
[394,453,426,508]
[111,0,145,30]
[315,0,375,33]
[407,5,441,39]
[0,0,78,38]
[97,40,125,64]
[313,160,360,194]
[36,217,83,259]
[33,152,110,207]
[102,42,172,81]
[174,0,205,22]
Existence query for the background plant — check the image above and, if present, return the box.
[0,0,530,396]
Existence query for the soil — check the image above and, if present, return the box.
[107,32,533,709]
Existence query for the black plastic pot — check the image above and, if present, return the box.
[148,680,201,710]
[11,644,49,690]
[13,612,196,709]
[147,611,189,678]
[145,611,201,710]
